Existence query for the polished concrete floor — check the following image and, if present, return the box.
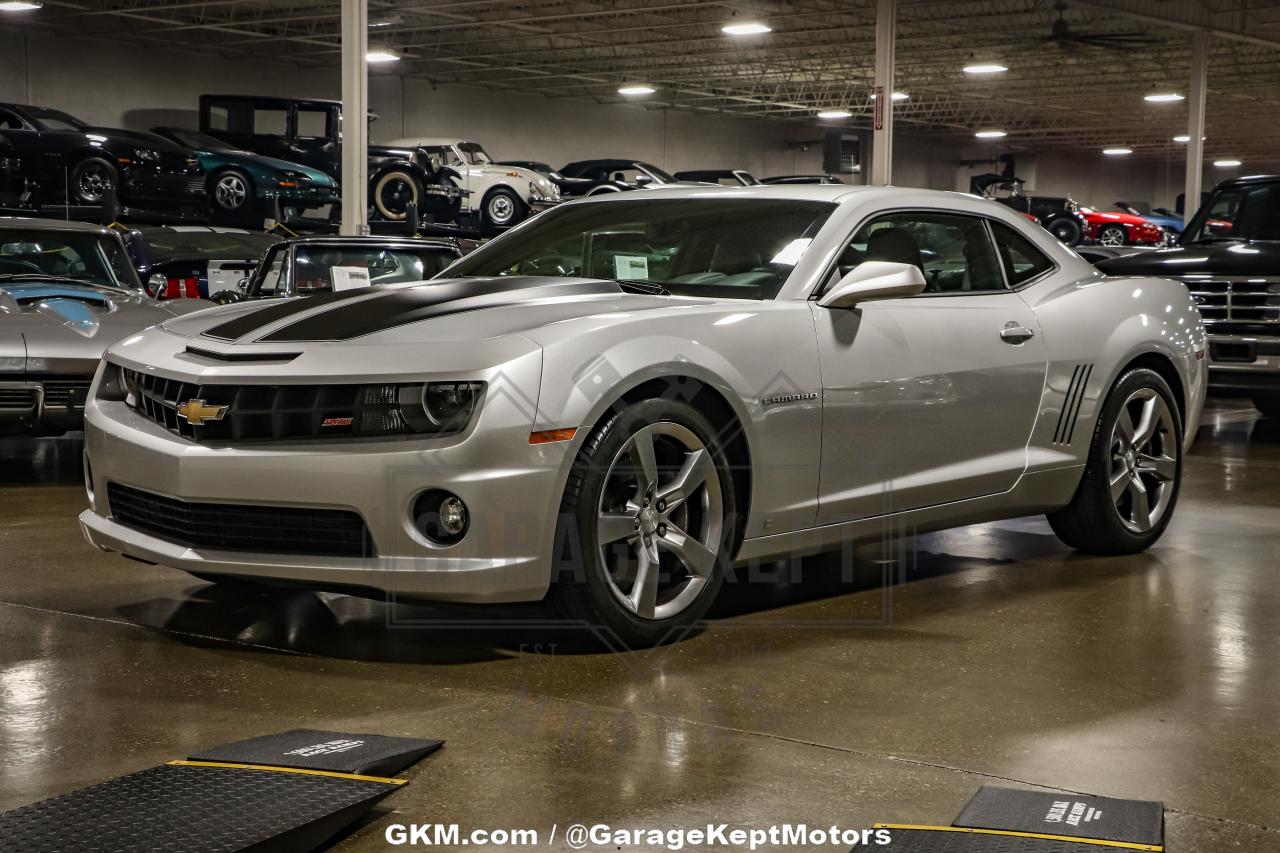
[1,398,1278,851]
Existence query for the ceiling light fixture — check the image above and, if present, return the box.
[1103,147,1133,155]
[870,92,909,101]
[964,63,1008,75]
[722,21,772,35]
[366,50,400,63]
[974,129,1007,139]
[1214,159,1242,168]
[1172,135,1191,143]
[1144,92,1185,103]
[0,1,42,9]
[817,109,853,119]
[618,84,656,96]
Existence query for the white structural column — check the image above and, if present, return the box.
[1185,30,1208,219]
[340,0,369,236]
[870,0,896,186]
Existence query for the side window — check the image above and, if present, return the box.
[990,221,1055,285]
[296,109,329,140]
[253,109,288,136]
[836,211,1006,294]
[0,109,31,131]
[205,106,229,132]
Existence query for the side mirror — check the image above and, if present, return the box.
[147,273,168,299]
[818,261,927,309]
[634,174,653,186]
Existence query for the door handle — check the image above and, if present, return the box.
[999,322,1036,344]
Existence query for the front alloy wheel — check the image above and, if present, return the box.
[71,157,117,205]
[550,398,737,646]
[212,171,250,211]
[1107,388,1178,534]
[1098,224,1128,247]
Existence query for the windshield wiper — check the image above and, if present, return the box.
[611,278,671,296]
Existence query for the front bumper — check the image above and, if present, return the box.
[79,351,570,603]
[0,373,95,435]
[270,184,340,210]
[1204,333,1280,391]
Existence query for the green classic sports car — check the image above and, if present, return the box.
[152,127,339,223]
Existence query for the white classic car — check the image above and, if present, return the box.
[388,138,560,231]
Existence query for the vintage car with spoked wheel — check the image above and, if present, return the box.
[79,186,1205,647]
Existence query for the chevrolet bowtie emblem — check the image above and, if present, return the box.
[177,399,229,426]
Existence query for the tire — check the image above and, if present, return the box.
[70,157,117,205]
[1252,392,1280,417]
[482,187,526,231]
[546,398,738,647]
[1047,217,1082,246]
[209,168,252,213]
[1097,224,1128,247]
[1048,367,1183,555]
[372,169,421,221]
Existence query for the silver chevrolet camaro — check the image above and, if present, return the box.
[80,186,1207,646]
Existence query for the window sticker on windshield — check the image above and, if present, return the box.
[331,266,371,291]
[613,254,649,280]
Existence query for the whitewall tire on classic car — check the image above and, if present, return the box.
[372,169,421,221]
[1048,367,1183,554]
[549,398,738,647]
[482,187,524,230]
[70,157,118,205]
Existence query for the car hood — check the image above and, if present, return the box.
[1096,241,1280,277]
[0,281,192,356]
[1085,210,1151,227]
[84,127,191,156]
[159,277,698,347]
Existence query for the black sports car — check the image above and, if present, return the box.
[0,103,205,214]
[556,159,689,196]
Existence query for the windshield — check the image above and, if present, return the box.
[161,128,233,151]
[446,198,836,300]
[26,108,88,132]
[249,243,460,298]
[0,230,136,289]
[636,163,676,183]
[1184,183,1280,243]
[458,142,493,165]
[141,229,276,264]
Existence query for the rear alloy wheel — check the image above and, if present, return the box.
[1048,368,1183,554]
[1047,217,1082,246]
[482,187,525,230]
[210,169,251,212]
[549,399,737,647]
[70,157,117,205]
[1098,224,1128,247]
[372,169,421,221]
[1252,392,1280,417]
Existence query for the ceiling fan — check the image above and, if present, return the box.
[1042,2,1163,50]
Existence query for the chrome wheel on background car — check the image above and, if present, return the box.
[212,171,250,211]
[1098,224,1127,247]
[484,189,521,228]
[1108,387,1178,533]
[597,422,724,621]
[551,398,737,646]
[71,157,116,205]
[1048,367,1183,554]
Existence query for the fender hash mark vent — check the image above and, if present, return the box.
[1053,363,1093,446]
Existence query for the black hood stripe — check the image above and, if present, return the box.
[202,287,373,341]
[257,278,621,342]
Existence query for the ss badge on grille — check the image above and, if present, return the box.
[177,399,229,426]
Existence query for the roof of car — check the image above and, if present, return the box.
[281,235,461,249]
[1217,174,1280,186]
[0,216,114,235]
[388,138,472,147]
[556,183,888,204]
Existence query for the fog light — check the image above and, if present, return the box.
[412,490,469,545]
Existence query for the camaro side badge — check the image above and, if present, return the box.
[762,392,818,407]
[177,399,229,426]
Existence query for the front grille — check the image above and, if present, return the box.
[39,377,93,407]
[1181,276,1280,326]
[185,178,205,193]
[123,369,413,443]
[0,385,38,411]
[107,482,376,557]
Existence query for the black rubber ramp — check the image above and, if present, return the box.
[0,761,403,853]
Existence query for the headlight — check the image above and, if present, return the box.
[528,179,543,201]
[133,148,160,163]
[359,381,484,436]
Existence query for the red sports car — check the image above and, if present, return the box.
[1079,207,1167,247]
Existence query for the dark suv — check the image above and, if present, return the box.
[0,102,205,214]
[1098,175,1280,416]
[198,95,461,222]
